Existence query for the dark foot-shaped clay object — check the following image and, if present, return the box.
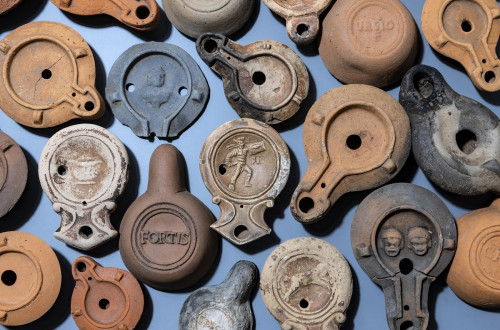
[179,260,258,330]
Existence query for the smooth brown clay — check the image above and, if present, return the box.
[200,119,290,245]
[422,0,500,92]
[0,232,61,326]
[196,33,309,125]
[50,0,159,31]
[260,237,352,329]
[120,144,218,291]
[0,0,22,15]
[71,257,144,329]
[447,199,500,308]
[351,183,457,330]
[0,131,27,218]
[39,124,129,251]
[290,85,411,224]
[319,0,418,88]
[0,21,104,128]
[262,0,332,45]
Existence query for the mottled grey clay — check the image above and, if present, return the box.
[106,42,209,139]
[399,64,500,196]
[179,261,258,330]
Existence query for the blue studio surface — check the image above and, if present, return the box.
[0,0,499,329]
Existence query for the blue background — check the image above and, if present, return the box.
[0,0,499,329]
